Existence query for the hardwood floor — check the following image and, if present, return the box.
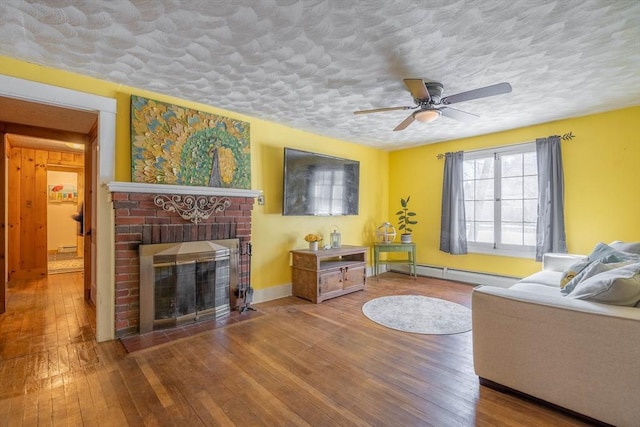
[0,272,591,426]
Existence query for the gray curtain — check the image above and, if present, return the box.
[440,151,467,254]
[535,136,567,261]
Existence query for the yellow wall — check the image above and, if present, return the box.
[247,126,389,290]
[3,55,639,285]
[0,56,390,290]
[389,107,640,278]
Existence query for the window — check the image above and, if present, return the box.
[463,143,538,257]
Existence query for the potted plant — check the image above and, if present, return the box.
[396,196,418,243]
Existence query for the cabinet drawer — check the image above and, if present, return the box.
[319,269,343,295]
[343,265,366,290]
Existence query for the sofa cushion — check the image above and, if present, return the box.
[543,253,588,272]
[567,262,640,306]
[518,270,563,288]
[510,282,564,297]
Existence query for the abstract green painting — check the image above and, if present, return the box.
[131,95,251,189]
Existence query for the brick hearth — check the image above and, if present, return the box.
[111,191,254,337]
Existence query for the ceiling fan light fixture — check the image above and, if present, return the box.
[414,109,441,123]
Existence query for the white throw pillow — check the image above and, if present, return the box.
[567,262,640,306]
[561,244,640,294]
[609,241,640,255]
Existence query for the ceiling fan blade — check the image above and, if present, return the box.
[442,82,512,105]
[439,106,480,122]
[354,106,413,115]
[403,78,430,102]
[393,113,415,131]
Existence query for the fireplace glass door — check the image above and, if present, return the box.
[140,240,237,333]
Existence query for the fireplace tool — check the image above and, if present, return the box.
[237,242,256,313]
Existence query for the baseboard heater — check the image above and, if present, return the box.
[58,245,78,253]
[388,264,520,288]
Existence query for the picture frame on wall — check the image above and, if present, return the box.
[48,184,78,203]
[130,95,251,189]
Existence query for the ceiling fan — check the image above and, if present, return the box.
[354,79,512,131]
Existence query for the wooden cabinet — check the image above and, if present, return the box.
[290,245,367,303]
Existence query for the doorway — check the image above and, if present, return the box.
[0,75,117,342]
[47,167,84,275]
[5,133,90,281]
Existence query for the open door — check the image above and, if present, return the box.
[84,126,97,302]
[6,145,48,280]
[1,131,6,313]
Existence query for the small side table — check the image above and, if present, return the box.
[373,242,417,278]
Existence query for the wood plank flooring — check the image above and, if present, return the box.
[0,272,591,426]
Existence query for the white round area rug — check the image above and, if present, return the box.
[362,295,472,335]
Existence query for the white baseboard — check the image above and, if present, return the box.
[253,283,292,304]
[389,264,520,288]
[252,265,518,304]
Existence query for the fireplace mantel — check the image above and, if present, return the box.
[105,181,261,198]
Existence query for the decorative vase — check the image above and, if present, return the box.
[330,227,341,248]
[309,241,319,251]
[376,222,396,243]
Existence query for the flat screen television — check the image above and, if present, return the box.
[283,148,360,216]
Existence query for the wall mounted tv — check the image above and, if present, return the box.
[283,148,360,216]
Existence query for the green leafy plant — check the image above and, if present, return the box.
[396,196,418,234]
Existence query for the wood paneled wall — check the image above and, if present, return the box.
[7,147,84,280]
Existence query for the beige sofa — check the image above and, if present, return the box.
[472,246,640,426]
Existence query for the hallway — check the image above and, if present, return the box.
[0,272,125,424]
[47,252,84,275]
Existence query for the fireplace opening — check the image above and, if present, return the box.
[139,239,239,334]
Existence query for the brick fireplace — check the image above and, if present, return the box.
[110,188,255,337]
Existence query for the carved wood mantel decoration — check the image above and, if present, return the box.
[154,194,231,224]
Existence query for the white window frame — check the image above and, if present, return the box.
[464,143,537,259]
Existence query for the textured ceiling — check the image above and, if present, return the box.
[1,0,639,150]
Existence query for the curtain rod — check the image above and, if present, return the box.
[436,131,576,159]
